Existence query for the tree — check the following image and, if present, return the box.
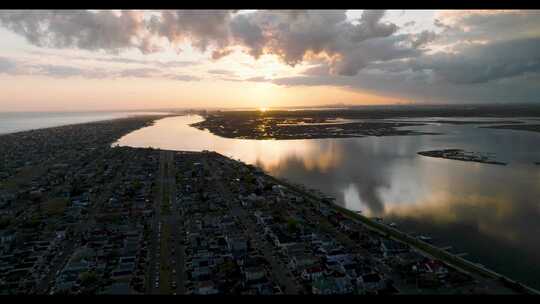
[287,218,299,234]
[0,216,12,229]
[79,271,98,287]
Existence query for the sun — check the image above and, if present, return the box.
[259,107,268,112]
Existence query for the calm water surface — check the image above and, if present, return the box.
[116,115,540,288]
[0,111,171,135]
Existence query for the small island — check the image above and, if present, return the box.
[418,149,507,165]
[481,124,540,133]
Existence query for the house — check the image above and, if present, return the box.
[334,276,354,294]
[269,228,296,248]
[424,260,449,277]
[339,219,357,232]
[312,276,352,294]
[244,266,266,282]
[192,266,212,281]
[55,230,67,241]
[312,277,337,295]
[288,253,318,271]
[282,242,306,256]
[195,281,219,295]
[380,239,410,257]
[99,282,132,295]
[357,273,385,293]
[226,236,248,257]
[325,249,351,264]
[0,230,16,247]
[301,265,325,281]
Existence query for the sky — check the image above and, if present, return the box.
[0,10,539,111]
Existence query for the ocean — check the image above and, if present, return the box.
[0,111,171,135]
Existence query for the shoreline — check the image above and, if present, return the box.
[0,115,536,294]
[0,113,178,137]
[234,157,538,295]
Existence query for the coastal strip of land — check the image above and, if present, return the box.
[0,114,536,295]
[260,173,539,295]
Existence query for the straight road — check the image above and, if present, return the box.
[147,150,166,294]
[148,150,185,294]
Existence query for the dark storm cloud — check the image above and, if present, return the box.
[229,13,266,58]
[1,10,540,103]
[434,10,540,45]
[0,10,405,76]
[410,37,540,84]
[273,32,540,103]
[151,10,235,52]
[410,30,438,49]
[274,57,540,104]
[227,10,405,76]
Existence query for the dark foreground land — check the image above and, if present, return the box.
[0,115,535,295]
[191,104,540,140]
[418,149,507,166]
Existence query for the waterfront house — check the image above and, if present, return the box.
[380,239,410,258]
[301,265,325,281]
[195,281,219,295]
[357,273,385,294]
[243,266,266,283]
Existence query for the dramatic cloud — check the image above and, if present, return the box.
[0,10,409,76]
[1,10,540,104]
[226,10,407,76]
[269,10,540,103]
[150,10,235,52]
[434,10,540,44]
[410,37,540,84]
[410,30,438,48]
[0,10,158,54]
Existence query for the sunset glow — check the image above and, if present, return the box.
[0,10,538,111]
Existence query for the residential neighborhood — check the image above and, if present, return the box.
[0,116,528,294]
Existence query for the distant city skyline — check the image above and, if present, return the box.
[0,10,539,111]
